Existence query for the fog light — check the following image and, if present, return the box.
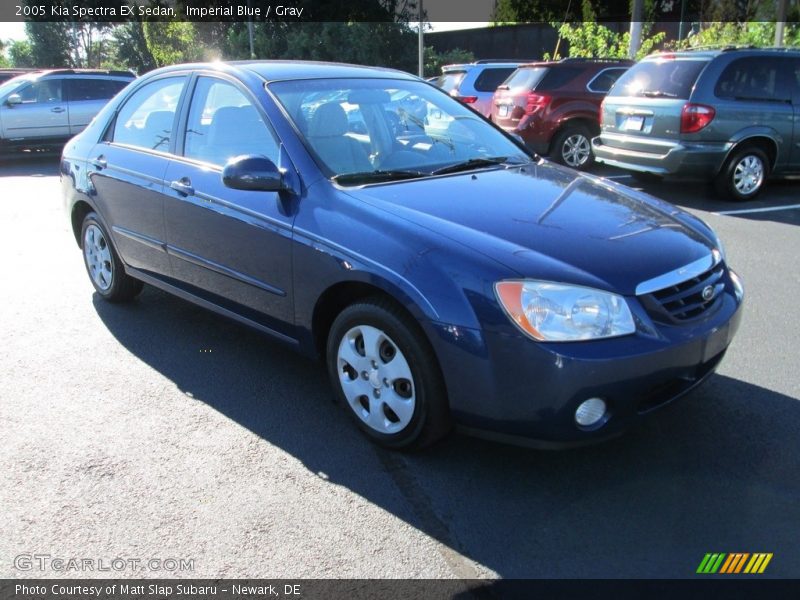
[575,397,607,427]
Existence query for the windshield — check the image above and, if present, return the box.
[608,58,709,99]
[268,78,531,185]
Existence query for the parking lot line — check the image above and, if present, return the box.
[714,203,800,216]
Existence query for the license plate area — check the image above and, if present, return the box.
[497,105,509,117]
[622,115,644,131]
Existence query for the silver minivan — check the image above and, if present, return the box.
[0,69,135,150]
[593,48,800,200]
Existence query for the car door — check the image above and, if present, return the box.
[790,57,800,169]
[66,77,130,135]
[89,75,189,277]
[163,74,295,335]
[1,78,69,140]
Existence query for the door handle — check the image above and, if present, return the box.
[170,178,194,196]
[51,107,66,113]
[91,156,107,170]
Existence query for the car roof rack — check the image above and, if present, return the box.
[559,57,634,63]
[473,59,533,64]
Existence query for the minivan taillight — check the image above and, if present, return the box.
[455,95,478,104]
[525,93,551,115]
[680,103,715,134]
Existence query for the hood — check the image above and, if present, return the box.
[344,162,715,295]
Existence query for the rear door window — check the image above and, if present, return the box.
[536,67,583,91]
[473,67,517,92]
[714,57,791,102]
[608,59,709,99]
[112,77,185,152]
[67,78,128,102]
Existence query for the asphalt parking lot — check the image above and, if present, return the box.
[1,154,799,580]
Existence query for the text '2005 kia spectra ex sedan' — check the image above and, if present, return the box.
[62,61,744,449]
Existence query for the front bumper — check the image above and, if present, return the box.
[592,133,731,176]
[424,279,743,447]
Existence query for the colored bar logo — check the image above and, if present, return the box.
[697,553,773,574]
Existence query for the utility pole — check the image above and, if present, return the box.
[775,0,788,47]
[418,0,424,77]
[629,0,644,60]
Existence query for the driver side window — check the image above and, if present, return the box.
[184,77,280,167]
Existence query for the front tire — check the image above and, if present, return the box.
[714,146,769,201]
[551,125,594,170]
[81,212,143,302]
[326,298,450,450]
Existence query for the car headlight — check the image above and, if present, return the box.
[495,280,636,342]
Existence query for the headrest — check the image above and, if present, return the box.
[308,102,348,137]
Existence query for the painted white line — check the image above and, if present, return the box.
[714,203,800,216]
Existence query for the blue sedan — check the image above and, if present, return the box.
[62,61,744,449]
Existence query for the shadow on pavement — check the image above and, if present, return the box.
[92,285,800,578]
[0,153,60,177]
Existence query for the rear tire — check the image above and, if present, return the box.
[326,297,450,450]
[80,212,143,302]
[551,125,594,170]
[714,146,769,201]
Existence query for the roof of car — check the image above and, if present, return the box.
[152,60,419,82]
[644,46,800,60]
[36,68,136,78]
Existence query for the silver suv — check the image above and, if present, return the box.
[0,69,135,151]
[435,60,531,117]
[593,48,800,200]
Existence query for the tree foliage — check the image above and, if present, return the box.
[669,22,800,50]
[423,47,474,78]
[546,21,665,60]
[7,40,35,68]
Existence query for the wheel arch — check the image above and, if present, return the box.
[311,279,434,361]
[71,200,95,247]
[719,134,779,175]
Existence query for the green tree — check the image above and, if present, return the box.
[7,40,34,68]
[111,21,158,73]
[143,22,202,67]
[424,47,474,78]
[671,22,800,49]
[547,21,665,60]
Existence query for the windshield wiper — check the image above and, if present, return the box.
[332,169,427,185]
[640,90,678,98]
[431,156,516,176]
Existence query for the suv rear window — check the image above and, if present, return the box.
[608,59,709,99]
[501,67,548,91]
[473,67,516,92]
[714,57,791,102]
[437,71,466,93]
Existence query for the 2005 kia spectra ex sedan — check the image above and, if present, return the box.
[62,61,744,450]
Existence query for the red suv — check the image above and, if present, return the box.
[492,58,632,170]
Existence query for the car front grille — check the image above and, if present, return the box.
[641,264,726,323]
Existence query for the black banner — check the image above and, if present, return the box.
[2,580,800,600]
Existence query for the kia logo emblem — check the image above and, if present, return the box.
[702,285,715,301]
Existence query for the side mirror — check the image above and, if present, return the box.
[222,155,285,192]
[6,94,22,106]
